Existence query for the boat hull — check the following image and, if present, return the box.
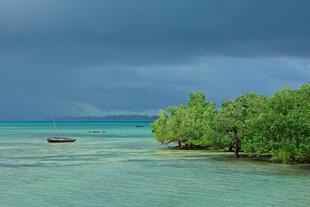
[46,137,76,143]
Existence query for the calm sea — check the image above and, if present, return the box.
[0,122,310,207]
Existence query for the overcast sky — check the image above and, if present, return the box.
[0,0,309,121]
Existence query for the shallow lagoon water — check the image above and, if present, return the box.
[0,122,310,207]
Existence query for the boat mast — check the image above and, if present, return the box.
[52,118,59,137]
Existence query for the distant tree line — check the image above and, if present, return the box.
[55,115,158,122]
[151,83,310,163]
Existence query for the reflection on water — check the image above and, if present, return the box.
[0,122,310,207]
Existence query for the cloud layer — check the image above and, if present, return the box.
[0,0,309,120]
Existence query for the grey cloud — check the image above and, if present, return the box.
[0,0,309,120]
[1,0,310,65]
[0,57,309,120]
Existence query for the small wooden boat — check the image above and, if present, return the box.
[45,137,76,143]
[45,118,76,143]
[136,125,144,127]
[89,130,101,133]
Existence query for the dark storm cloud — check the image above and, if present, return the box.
[1,0,310,64]
[0,0,309,120]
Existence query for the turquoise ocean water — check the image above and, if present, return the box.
[0,122,310,207]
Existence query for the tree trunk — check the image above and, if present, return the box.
[234,142,239,158]
[178,141,181,150]
[291,156,295,163]
[234,129,239,158]
[185,144,189,150]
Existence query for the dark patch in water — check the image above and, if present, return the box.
[0,162,88,168]
[125,159,153,163]
[0,163,46,168]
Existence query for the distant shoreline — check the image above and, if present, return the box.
[51,120,155,123]
[0,121,155,125]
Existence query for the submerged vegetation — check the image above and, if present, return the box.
[151,83,310,163]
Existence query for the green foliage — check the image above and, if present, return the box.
[188,92,206,107]
[151,110,169,143]
[151,92,216,148]
[247,83,310,163]
[213,92,268,157]
[151,83,310,163]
